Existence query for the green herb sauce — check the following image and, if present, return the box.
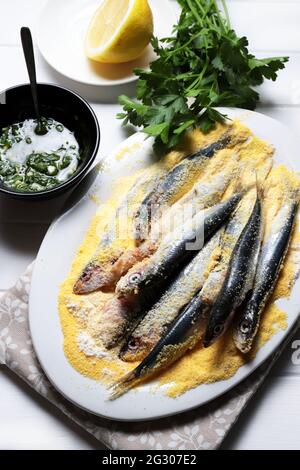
[0,118,80,192]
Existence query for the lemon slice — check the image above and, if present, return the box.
[85,0,154,64]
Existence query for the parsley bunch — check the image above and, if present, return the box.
[117,0,288,149]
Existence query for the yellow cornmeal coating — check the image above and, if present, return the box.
[58,120,300,396]
[159,303,287,398]
[58,173,141,382]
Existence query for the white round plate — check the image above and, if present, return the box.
[37,0,176,86]
[29,109,300,421]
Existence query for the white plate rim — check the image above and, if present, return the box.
[29,108,300,421]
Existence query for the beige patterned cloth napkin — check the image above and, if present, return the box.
[0,264,299,450]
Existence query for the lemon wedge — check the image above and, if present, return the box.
[85,0,154,64]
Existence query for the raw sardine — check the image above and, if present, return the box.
[119,230,222,362]
[73,170,164,295]
[109,294,208,400]
[134,132,238,243]
[233,191,299,353]
[116,193,243,297]
[151,160,239,241]
[203,186,263,347]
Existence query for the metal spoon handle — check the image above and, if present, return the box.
[20,27,40,121]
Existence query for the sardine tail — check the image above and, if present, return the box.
[280,173,300,203]
[108,370,140,400]
[290,187,300,203]
[236,169,259,198]
[254,170,265,200]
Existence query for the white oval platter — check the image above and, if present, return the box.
[29,109,300,421]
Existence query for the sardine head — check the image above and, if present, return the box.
[233,318,255,354]
[203,320,226,347]
[119,336,148,362]
[73,263,106,294]
[116,272,143,295]
[116,260,149,295]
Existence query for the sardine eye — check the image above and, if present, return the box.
[128,339,139,351]
[129,273,141,285]
[240,320,250,334]
[213,324,224,336]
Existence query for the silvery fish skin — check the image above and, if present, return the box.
[151,161,238,241]
[233,195,299,353]
[116,193,243,297]
[119,230,222,362]
[134,132,234,243]
[109,294,209,400]
[179,187,259,325]
[73,170,164,295]
[203,189,263,348]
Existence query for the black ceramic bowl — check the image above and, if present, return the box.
[0,83,100,199]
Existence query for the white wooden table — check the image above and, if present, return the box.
[1,0,300,450]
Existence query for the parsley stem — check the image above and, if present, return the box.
[186,0,208,49]
[186,58,209,92]
[211,0,226,32]
[168,31,203,57]
[220,0,231,27]
[186,0,203,27]
[194,0,207,17]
